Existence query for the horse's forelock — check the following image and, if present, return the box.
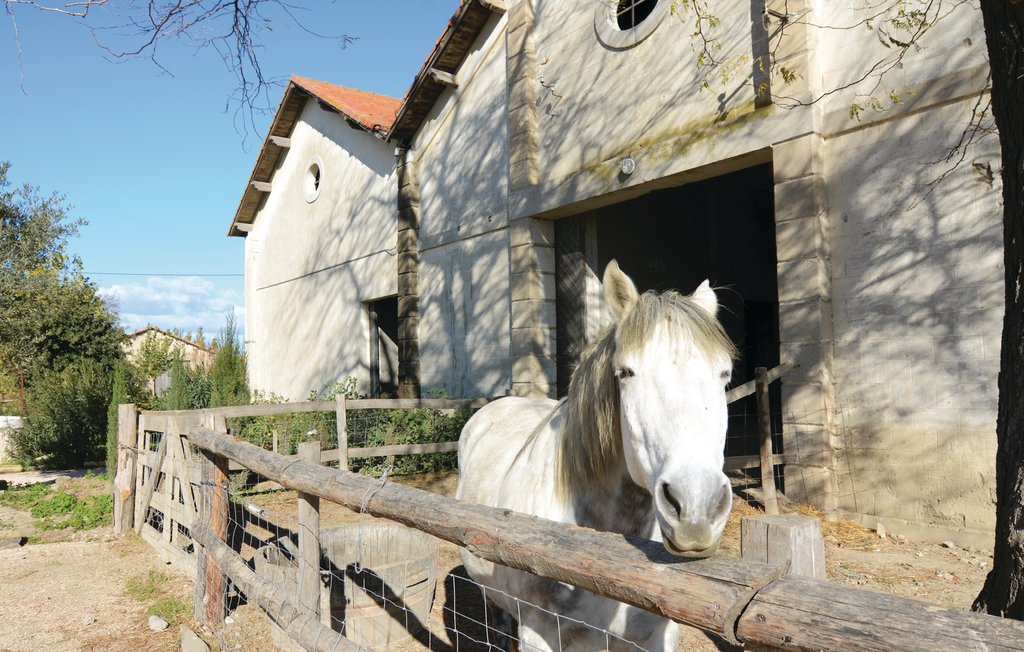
[556,289,737,497]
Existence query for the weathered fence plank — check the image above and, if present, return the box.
[186,426,786,642]
[296,440,321,620]
[737,575,1024,652]
[725,361,798,403]
[755,367,779,515]
[193,415,230,627]
[741,515,825,580]
[134,430,167,535]
[113,403,138,534]
[335,395,348,470]
[186,426,1024,651]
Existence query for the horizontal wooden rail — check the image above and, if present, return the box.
[185,427,1024,651]
[186,426,782,642]
[726,361,798,404]
[148,397,495,420]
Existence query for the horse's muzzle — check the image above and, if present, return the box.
[655,469,732,558]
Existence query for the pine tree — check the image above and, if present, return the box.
[210,313,249,407]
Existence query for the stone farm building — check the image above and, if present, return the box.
[229,1,1003,546]
[126,326,216,396]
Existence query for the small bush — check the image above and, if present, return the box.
[11,358,112,469]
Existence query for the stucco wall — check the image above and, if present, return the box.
[411,13,513,398]
[246,100,398,399]
[821,99,1002,544]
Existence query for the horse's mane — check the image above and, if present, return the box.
[556,289,738,498]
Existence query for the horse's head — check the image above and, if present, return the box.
[604,261,735,558]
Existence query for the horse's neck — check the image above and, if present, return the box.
[569,468,655,538]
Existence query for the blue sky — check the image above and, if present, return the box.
[1,1,458,340]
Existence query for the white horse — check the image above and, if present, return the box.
[456,261,737,651]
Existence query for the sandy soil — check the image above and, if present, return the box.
[0,471,994,652]
[0,535,194,652]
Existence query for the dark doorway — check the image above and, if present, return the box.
[367,297,399,398]
[555,164,781,460]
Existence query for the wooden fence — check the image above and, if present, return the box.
[179,427,1023,652]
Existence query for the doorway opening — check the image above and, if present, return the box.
[366,297,399,398]
[555,164,781,465]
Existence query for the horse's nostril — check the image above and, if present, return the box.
[662,482,681,517]
[714,482,732,519]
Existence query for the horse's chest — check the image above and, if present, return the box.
[573,480,654,537]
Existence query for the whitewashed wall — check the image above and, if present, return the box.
[412,13,513,398]
[246,101,398,399]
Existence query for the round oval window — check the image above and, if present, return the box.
[303,158,323,203]
[595,0,670,49]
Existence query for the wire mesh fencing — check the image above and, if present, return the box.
[190,448,678,652]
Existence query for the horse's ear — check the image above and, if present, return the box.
[604,260,639,320]
[691,280,718,317]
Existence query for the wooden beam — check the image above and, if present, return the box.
[250,181,272,193]
[335,395,348,470]
[147,397,494,419]
[755,367,779,515]
[113,404,138,535]
[134,431,168,534]
[269,135,291,148]
[428,68,458,88]
[726,361,798,404]
[187,426,1024,651]
[194,416,229,627]
[478,0,506,13]
[186,426,784,642]
[296,441,321,620]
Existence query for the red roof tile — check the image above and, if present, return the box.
[290,74,403,131]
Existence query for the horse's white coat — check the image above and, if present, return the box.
[456,262,734,651]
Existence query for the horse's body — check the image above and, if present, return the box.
[457,261,737,651]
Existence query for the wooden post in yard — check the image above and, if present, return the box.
[335,395,348,471]
[194,414,230,626]
[297,440,322,620]
[755,366,779,515]
[740,514,826,580]
[113,404,138,535]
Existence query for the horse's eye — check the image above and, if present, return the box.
[617,367,635,380]
[720,370,732,383]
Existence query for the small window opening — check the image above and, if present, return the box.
[616,0,658,30]
[303,157,323,203]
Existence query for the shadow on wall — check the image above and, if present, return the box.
[792,87,1002,535]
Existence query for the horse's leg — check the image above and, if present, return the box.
[484,598,519,652]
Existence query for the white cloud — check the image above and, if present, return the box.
[99,276,244,338]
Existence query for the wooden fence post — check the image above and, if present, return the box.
[740,514,826,580]
[113,404,138,535]
[194,415,230,626]
[297,440,322,620]
[335,395,348,470]
[755,366,779,515]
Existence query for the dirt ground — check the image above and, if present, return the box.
[0,471,993,652]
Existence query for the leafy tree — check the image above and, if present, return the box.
[160,352,211,411]
[11,358,112,469]
[210,313,248,407]
[0,162,124,415]
[133,331,173,398]
[105,361,128,475]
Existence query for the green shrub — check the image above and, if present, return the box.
[160,353,211,410]
[11,358,112,468]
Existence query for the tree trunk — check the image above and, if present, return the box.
[17,365,25,418]
[973,0,1024,619]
